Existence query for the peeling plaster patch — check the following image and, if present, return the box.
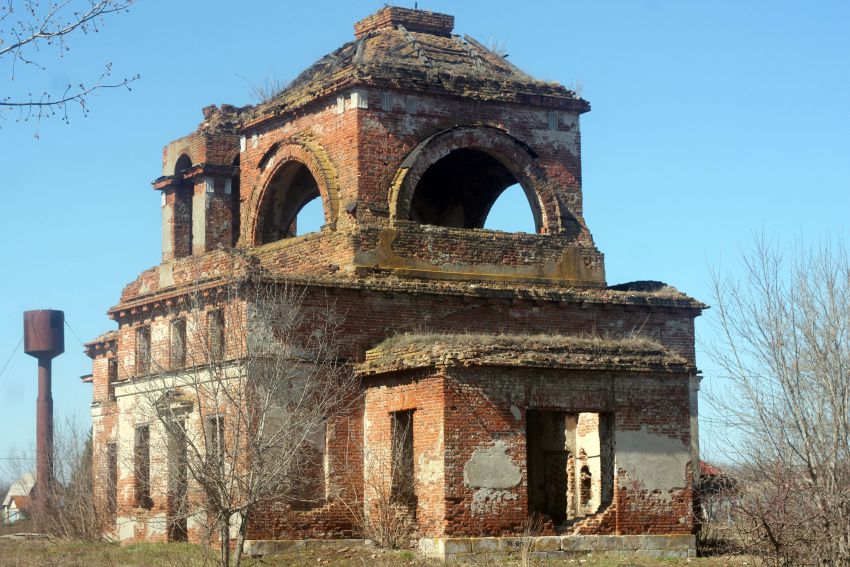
[118,517,134,540]
[159,262,174,288]
[510,404,521,421]
[418,453,441,484]
[463,441,521,489]
[161,204,173,257]
[616,426,689,502]
[471,487,518,515]
[418,425,443,485]
[531,128,579,156]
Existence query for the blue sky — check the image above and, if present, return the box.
[1,0,848,466]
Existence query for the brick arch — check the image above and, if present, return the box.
[244,140,340,246]
[173,152,194,175]
[389,126,565,234]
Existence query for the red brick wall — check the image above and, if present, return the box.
[360,365,693,538]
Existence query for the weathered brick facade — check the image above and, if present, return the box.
[84,6,704,559]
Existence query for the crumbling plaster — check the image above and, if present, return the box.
[615,425,690,501]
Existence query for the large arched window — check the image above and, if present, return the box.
[407,148,539,232]
[256,161,324,244]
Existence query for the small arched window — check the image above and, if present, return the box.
[256,161,325,244]
[174,154,192,176]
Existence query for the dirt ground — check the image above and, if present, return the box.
[0,537,757,567]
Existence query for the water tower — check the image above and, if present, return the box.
[23,309,64,500]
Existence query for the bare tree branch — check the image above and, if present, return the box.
[0,0,139,136]
[704,235,850,566]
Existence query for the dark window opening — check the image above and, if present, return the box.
[174,154,192,176]
[107,359,118,401]
[106,442,118,521]
[408,148,538,231]
[205,416,224,470]
[526,410,569,524]
[136,326,151,375]
[207,310,225,360]
[257,162,324,244]
[290,422,328,511]
[527,411,613,527]
[170,318,186,369]
[167,420,188,542]
[134,425,152,509]
[174,154,194,258]
[390,410,416,513]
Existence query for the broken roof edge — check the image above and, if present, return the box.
[357,332,695,377]
[109,263,707,321]
[83,330,118,359]
[240,70,588,133]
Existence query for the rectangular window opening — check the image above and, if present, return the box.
[290,421,328,511]
[134,425,152,509]
[526,410,614,526]
[136,326,151,375]
[167,420,188,542]
[171,318,187,369]
[390,410,416,512]
[106,442,118,521]
[547,110,558,130]
[107,359,118,401]
[205,416,224,470]
[207,309,225,360]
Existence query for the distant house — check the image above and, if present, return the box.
[697,461,737,525]
[2,473,35,524]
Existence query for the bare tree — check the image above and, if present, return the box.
[0,0,139,135]
[128,269,357,566]
[3,417,104,540]
[706,236,850,566]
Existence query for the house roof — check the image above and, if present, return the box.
[8,495,30,510]
[700,461,725,477]
[2,473,35,507]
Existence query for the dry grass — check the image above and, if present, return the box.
[375,332,664,354]
[0,538,758,567]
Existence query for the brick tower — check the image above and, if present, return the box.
[84,7,704,560]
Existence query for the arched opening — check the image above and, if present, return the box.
[408,148,539,231]
[174,154,192,175]
[256,161,324,244]
[173,154,194,257]
[483,183,537,233]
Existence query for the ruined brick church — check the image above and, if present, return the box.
[83,7,704,560]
